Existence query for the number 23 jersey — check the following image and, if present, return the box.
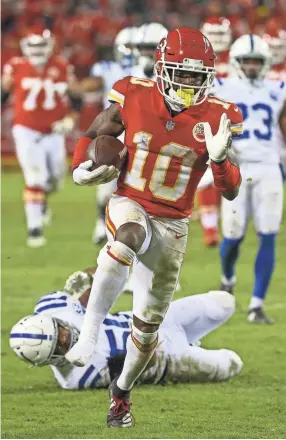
[3,56,71,133]
[214,77,286,164]
[109,76,243,219]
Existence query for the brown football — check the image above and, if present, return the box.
[86,135,127,171]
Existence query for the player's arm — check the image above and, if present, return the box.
[72,103,124,169]
[1,63,13,106]
[51,64,83,135]
[204,113,241,201]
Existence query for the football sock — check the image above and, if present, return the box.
[200,212,219,230]
[116,329,158,392]
[249,233,276,310]
[220,237,243,282]
[78,241,135,344]
[24,186,45,230]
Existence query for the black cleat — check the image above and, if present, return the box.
[220,283,234,295]
[107,379,134,428]
[247,307,274,324]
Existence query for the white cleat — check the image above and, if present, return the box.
[65,340,97,367]
[27,236,47,248]
[92,218,107,245]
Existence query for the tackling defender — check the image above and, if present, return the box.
[10,269,242,390]
[67,28,243,427]
[214,35,286,323]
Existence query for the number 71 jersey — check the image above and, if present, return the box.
[214,77,286,164]
[109,76,243,219]
[3,56,71,133]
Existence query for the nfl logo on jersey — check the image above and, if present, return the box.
[166,121,175,131]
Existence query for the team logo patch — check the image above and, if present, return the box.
[166,120,175,131]
[47,67,60,78]
[193,123,205,142]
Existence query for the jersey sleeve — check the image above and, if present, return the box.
[107,75,131,108]
[227,102,244,138]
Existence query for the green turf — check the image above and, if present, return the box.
[1,172,286,439]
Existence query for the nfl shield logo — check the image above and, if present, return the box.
[166,121,175,131]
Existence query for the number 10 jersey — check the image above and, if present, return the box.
[109,76,243,219]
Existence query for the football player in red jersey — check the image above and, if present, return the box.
[264,29,286,81]
[1,27,82,248]
[198,17,233,246]
[66,28,243,427]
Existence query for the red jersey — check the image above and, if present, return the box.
[266,63,286,81]
[215,51,230,78]
[3,56,71,133]
[108,76,243,219]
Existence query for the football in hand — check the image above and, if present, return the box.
[86,135,127,171]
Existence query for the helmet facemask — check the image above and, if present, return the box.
[50,318,79,367]
[155,58,215,110]
[231,55,271,82]
[21,30,53,66]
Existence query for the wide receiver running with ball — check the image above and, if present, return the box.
[67,28,243,427]
[10,269,242,390]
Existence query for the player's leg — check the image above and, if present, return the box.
[164,290,235,344]
[44,133,67,225]
[65,195,152,368]
[92,180,118,245]
[197,185,220,247]
[108,217,188,427]
[248,165,283,323]
[219,174,250,293]
[166,342,243,383]
[12,125,48,247]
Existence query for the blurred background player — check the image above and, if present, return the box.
[131,22,168,79]
[1,26,82,248]
[81,26,139,244]
[263,21,286,81]
[197,17,233,247]
[10,268,242,389]
[215,34,286,323]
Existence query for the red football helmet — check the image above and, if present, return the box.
[263,29,286,65]
[21,27,54,66]
[155,28,216,108]
[200,17,232,54]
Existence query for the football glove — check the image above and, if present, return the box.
[51,116,75,135]
[73,160,119,186]
[203,113,232,163]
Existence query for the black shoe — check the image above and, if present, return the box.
[107,379,134,428]
[220,283,234,295]
[247,307,274,324]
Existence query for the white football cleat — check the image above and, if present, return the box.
[65,339,96,367]
[27,229,47,248]
[92,218,107,245]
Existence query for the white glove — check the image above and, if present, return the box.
[51,116,75,135]
[203,113,232,162]
[73,160,119,186]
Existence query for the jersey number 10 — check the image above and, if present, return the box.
[124,132,198,202]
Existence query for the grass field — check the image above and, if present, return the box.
[2,172,286,439]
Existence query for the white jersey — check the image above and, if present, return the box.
[90,61,132,109]
[214,77,286,164]
[33,290,242,389]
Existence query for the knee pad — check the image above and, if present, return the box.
[131,325,158,352]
